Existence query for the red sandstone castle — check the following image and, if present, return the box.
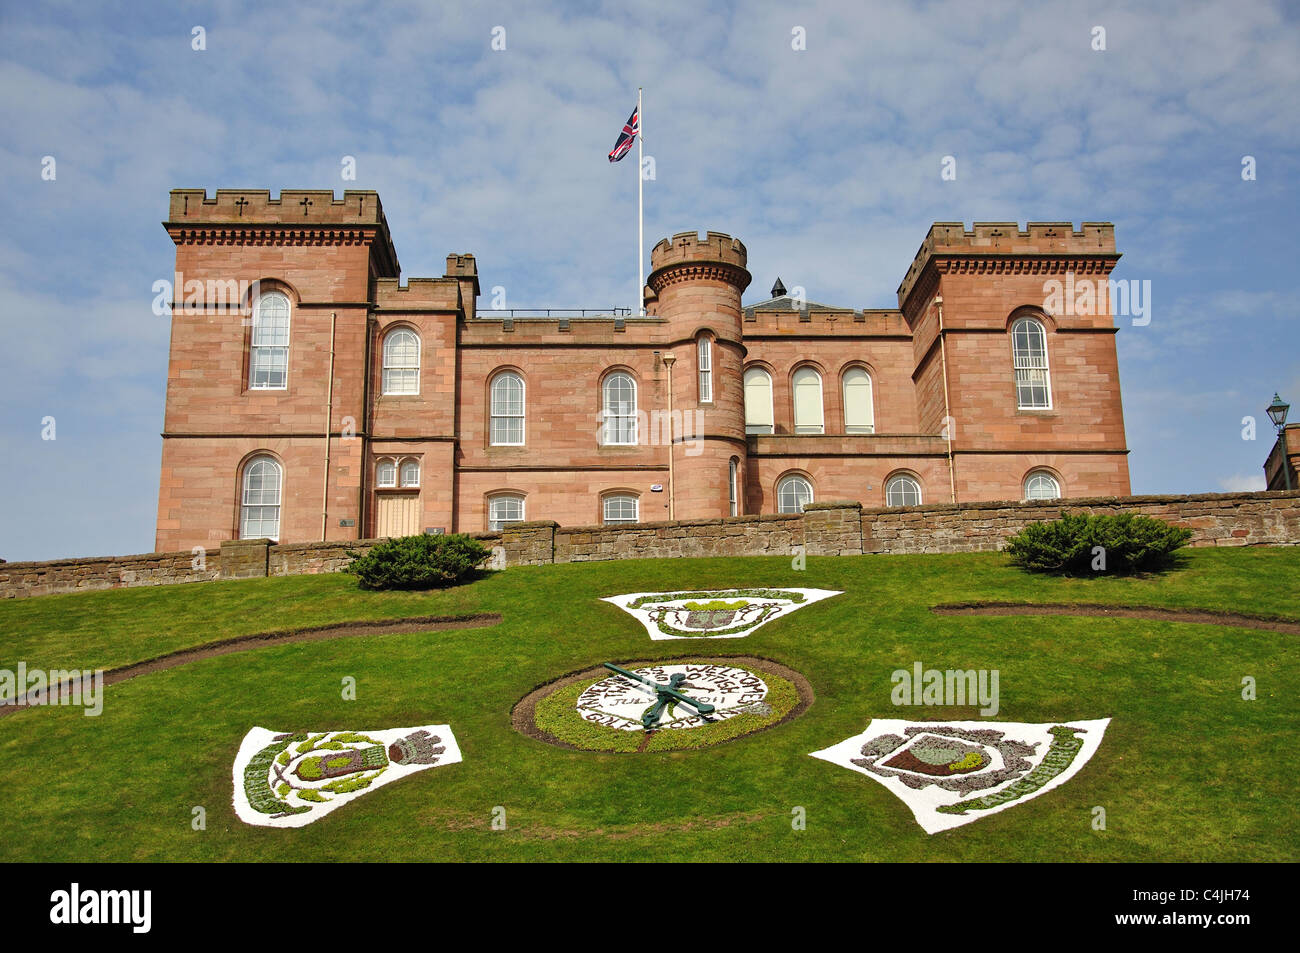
[155,189,1131,551]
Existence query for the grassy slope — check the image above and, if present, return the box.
[0,547,1295,862]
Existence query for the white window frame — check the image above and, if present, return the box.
[249,292,290,390]
[602,372,638,446]
[488,494,525,531]
[776,475,813,514]
[382,327,421,396]
[602,494,639,525]
[728,457,739,517]
[399,459,420,488]
[375,459,397,488]
[842,366,875,434]
[1011,317,1052,410]
[1024,471,1061,501]
[744,367,774,435]
[792,367,825,435]
[885,474,923,507]
[698,335,713,403]
[240,455,282,540]
[490,372,526,446]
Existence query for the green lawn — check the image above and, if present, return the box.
[0,547,1296,861]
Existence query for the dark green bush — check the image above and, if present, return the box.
[344,533,492,590]
[1003,511,1192,574]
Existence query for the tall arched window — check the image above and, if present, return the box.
[375,458,397,487]
[382,328,420,395]
[1024,470,1061,501]
[728,457,739,517]
[744,368,774,434]
[602,494,639,525]
[843,367,875,434]
[777,474,813,514]
[240,456,282,540]
[249,292,290,389]
[602,372,637,445]
[792,367,824,434]
[488,494,525,531]
[490,372,525,445]
[399,459,420,488]
[885,473,922,507]
[697,335,713,403]
[1011,317,1051,409]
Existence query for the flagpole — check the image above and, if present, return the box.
[637,86,644,316]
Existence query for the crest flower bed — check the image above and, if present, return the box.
[601,588,841,640]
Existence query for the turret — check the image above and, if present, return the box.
[646,232,752,519]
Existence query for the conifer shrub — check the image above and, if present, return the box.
[345,533,492,590]
[1003,511,1192,574]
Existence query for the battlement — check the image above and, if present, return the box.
[166,189,400,277]
[650,230,748,270]
[373,277,462,311]
[167,189,390,227]
[897,221,1118,310]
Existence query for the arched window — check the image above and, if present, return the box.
[843,367,875,434]
[744,368,774,434]
[728,457,739,517]
[488,494,525,531]
[375,459,397,488]
[240,456,282,540]
[1011,317,1051,410]
[382,328,420,395]
[1024,470,1061,501]
[249,292,290,389]
[697,335,713,403]
[777,474,813,514]
[885,474,922,507]
[490,372,525,445]
[602,494,639,525]
[400,459,420,488]
[792,367,824,434]
[602,372,637,445]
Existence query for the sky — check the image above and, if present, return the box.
[1,0,1297,561]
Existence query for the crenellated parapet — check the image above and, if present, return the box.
[164,188,400,277]
[897,221,1119,314]
[647,231,751,294]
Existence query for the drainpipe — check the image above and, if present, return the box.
[321,311,337,540]
[936,295,957,504]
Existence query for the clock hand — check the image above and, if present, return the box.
[605,663,717,729]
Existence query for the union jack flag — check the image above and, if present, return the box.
[607,106,639,162]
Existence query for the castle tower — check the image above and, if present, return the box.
[646,232,752,519]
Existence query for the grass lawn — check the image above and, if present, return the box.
[0,547,1296,861]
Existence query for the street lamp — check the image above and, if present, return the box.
[1267,393,1292,491]
[662,354,677,519]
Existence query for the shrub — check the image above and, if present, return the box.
[1003,511,1192,574]
[344,533,492,590]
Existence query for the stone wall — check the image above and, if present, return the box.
[3,491,1297,599]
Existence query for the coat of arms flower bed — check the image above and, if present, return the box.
[810,718,1110,833]
[601,588,842,640]
[233,725,463,828]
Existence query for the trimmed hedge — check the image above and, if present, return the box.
[345,534,492,590]
[1004,511,1192,574]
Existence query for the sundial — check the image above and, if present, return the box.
[513,656,814,752]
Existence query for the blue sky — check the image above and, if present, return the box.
[1,0,1297,561]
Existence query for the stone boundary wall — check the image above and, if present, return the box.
[2,492,1297,599]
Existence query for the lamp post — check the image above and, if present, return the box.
[662,354,676,519]
[1267,393,1292,491]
